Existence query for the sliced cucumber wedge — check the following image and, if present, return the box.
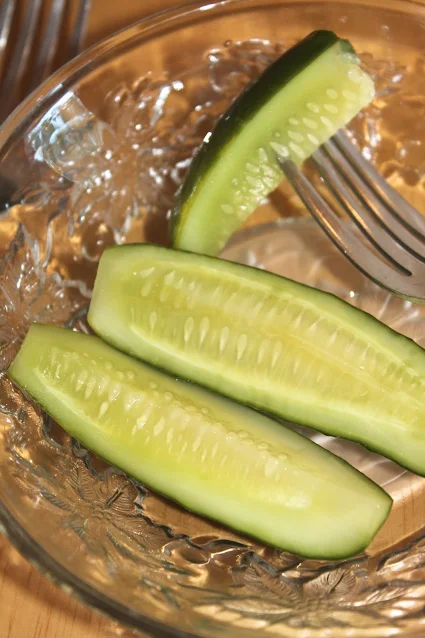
[90,244,425,476]
[171,30,374,256]
[9,324,390,558]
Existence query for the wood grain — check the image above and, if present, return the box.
[0,534,114,638]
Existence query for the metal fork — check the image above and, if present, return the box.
[277,130,425,304]
[0,0,91,122]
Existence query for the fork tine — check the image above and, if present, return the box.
[276,156,416,298]
[0,0,43,122]
[334,130,425,239]
[312,147,414,275]
[325,136,425,262]
[0,0,16,78]
[67,0,92,61]
[27,0,67,94]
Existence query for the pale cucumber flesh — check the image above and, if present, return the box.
[89,244,425,476]
[9,325,391,558]
[171,31,374,256]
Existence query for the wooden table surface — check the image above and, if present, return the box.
[0,3,192,637]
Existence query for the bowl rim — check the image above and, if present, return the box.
[2,0,425,636]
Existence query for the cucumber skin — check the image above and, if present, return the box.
[171,30,356,248]
[8,324,391,560]
[89,243,425,477]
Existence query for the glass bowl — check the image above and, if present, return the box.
[1,0,425,636]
